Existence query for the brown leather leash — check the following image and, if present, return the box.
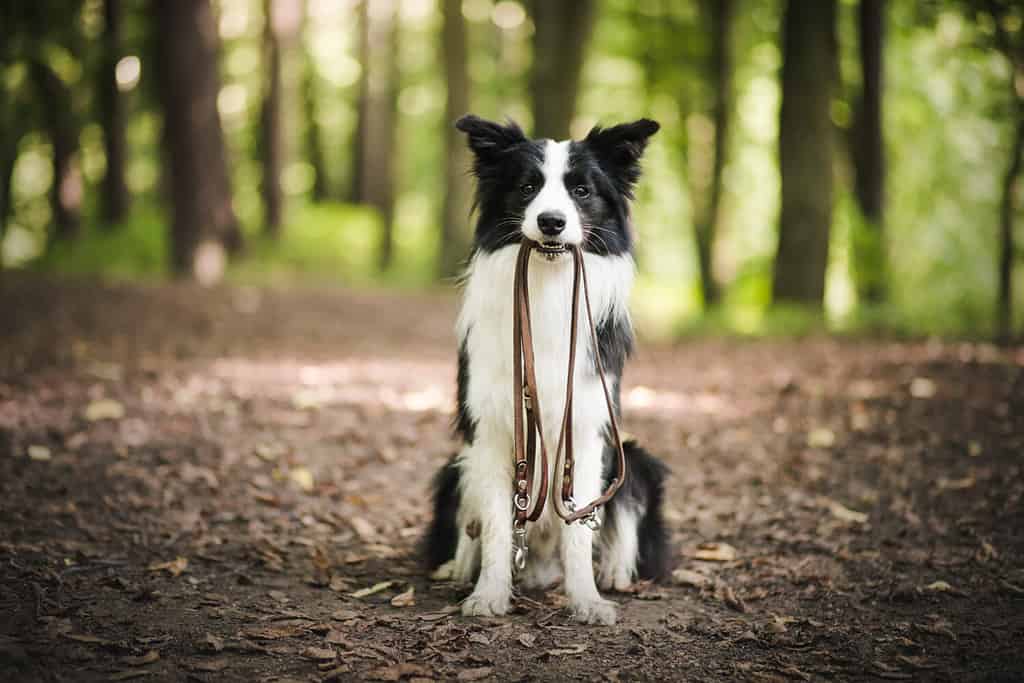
[511,239,627,570]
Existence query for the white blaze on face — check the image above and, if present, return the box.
[522,140,583,245]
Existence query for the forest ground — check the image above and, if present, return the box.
[1,274,1022,682]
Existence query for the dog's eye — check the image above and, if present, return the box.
[572,185,591,199]
[520,183,536,196]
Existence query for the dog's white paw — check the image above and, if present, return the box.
[598,572,634,593]
[462,591,510,617]
[430,561,455,581]
[570,597,617,625]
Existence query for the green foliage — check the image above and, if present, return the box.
[231,202,389,285]
[35,203,168,279]
[3,0,1022,341]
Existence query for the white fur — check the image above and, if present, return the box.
[597,507,641,592]
[452,244,634,624]
[521,140,583,245]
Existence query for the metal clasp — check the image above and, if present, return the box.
[512,523,528,572]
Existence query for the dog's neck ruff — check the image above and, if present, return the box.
[511,239,627,568]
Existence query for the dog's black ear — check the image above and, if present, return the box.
[584,119,660,198]
[455,115,528,164]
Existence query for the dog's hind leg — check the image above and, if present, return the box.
[598,440,672,587]
[597,505,639,592]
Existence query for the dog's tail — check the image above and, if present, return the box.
[614,439,674,581]
[420,456,461,570]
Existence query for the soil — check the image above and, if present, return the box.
[1,274,1023,682]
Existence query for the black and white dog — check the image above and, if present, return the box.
[424,115,670,625]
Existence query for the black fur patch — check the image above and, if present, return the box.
[422,458,461,570]
[453,335,476,444]
[603,440,673,581]
[592,314,634,380]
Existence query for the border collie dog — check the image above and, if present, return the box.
[424,115,670,625]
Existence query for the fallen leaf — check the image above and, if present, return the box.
[517,633,536,648]
[692,543,736,562]
[390,586,415,607]
[922,580,953,593]
[349,516,378,542]
[807,427,836,448]
[85,398,125,421]
[457,667,494,681]
[717,583,746,613]
[909,377,936,399]
[27,445,52,461]
[108,669,150,681]
[200,633,224,653]
[331,609,360,621]
[188,658,229,672]
[350,581,394,599]
[302,646,337,661]
[546,644,587,656]
[936,475,975,492]
[468,632,490,646]
[825,499,869,524]
[967,441,983,457]
[329,576,353,592]
[147,557,188,577]
[289,467,315,493]
[121,651,159,666]
[369,663,433,681]
[240,623,308,640]
[672,568,710,588]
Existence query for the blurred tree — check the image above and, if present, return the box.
[694,0,735,308]
[982,0,1024,343]
[300,1,329,202]
[351,0,399,271]
[260,0,303,237]
[438,0,472,278]
[529,0,597,139]
[30,60,83,243]
[153,0,243,281]
[850,0,886,305]
[261,0,286,237]
[98,0,130,225]
[772,0,838,308]
[945,0,1024,342]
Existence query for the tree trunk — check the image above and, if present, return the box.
[153,0,243,281]
[851,0,886,305]
[438,0,472,279]
[29,60,82,243]
[772,0,837,308]
[997,107,1023,343]
[0,136,19,243]
[694,0,734,309]
[351,0,398,271]
[261,0,285,236]
[99,0,129,225]
[528,0,597,139]
[349,0,369,203]
[301,1,329,202]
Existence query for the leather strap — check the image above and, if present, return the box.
[512,240,627,528]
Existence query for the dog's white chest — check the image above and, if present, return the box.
[457,246,633,446]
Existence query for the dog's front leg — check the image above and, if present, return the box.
[459,439,513,617]
[561,428,617,625]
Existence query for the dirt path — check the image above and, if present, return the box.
[1,274,1023,682]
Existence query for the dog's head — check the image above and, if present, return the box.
[456,115,659,256]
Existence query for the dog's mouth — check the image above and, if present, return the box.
[535,241,568,260]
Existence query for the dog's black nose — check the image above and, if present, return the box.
[537,211,566,236]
